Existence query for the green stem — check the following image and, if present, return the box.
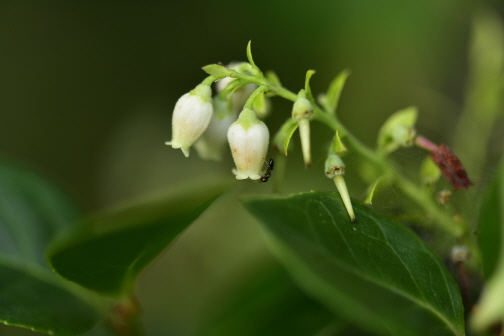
[244,85,267,109]
[235,68,465,238]
[202,75,217,86]
[230,71,297,101]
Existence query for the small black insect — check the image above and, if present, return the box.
[260,158,274,182]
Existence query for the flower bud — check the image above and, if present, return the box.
[166,84,213,157]
[292,92,314,168]
[194,98,236,161]
[228,108,269,180]
[377,106,417,154]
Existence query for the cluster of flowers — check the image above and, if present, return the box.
[166,62,312,181]
[165,56,472,223]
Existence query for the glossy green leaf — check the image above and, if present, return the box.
[243,191,465,336]
[203,261,339,336]
[48,182,231,297]
[0,159,102,335]
[471,162,504,332]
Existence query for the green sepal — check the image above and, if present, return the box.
[265,70,282,87]
[304,70,316,102]
[364,178,383,205]
[420,156,441,186]
[202,64,234,79]
[333,130,347,153]
[246,41,260,73]
[324,69,350,115]
[273,119,299,155]
[252,91,270,119]
[377,106,418,155]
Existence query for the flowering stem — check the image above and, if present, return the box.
[233,66,465,238]
[322,112,463,236]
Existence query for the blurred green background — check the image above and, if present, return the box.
[1,1,503,335]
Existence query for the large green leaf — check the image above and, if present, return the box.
[0,159,102,335]
[48,181,231,297]
[243,191,465,336]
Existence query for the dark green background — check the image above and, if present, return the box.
[1,1,502,335]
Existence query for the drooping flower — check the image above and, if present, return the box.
[227,108,269,180]
[166,84,213,157]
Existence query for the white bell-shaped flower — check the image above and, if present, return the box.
[228,108,269,180]
[166,84,213,157]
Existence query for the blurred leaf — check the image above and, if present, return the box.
[471,162,504,332]
[453,10,504,175]
[478,164,503,279]
[323,69,350,115]
[243,191,465,336]
[48,182,231,297]
[420,156,441,186]
[0,159,102,335]
[203,261,339,336]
